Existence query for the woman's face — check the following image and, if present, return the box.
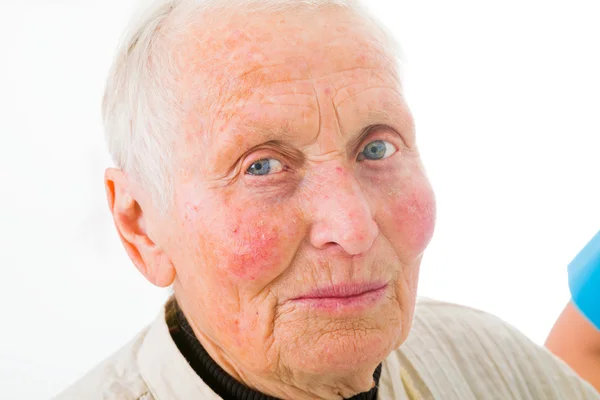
[159,7,436,396]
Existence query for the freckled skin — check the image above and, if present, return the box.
[154,6,436,400]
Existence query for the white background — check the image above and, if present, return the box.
[1,0,599,398]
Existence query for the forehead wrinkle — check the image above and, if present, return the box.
[204,66,397,130]
[213,66,398,142]
[208,72,316,130]
[333,85,402,110]
[218,88,317,132]
[236,65,393,94]
[188,67,399,150]
[335,69,399,96]
[234,101,317,147]
[178,18,398,136]
[213,75,402,159]
[201,63,310,137]
[237,58,311,89]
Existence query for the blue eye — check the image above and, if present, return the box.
[358,140,397,161]
[246,158,284,176]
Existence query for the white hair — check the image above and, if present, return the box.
[102,0,403,214]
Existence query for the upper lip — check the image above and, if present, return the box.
[291,282,388,300]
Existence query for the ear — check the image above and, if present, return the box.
[104,168,176,287]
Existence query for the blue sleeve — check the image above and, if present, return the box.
[568,229,600,330]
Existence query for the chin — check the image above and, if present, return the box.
[288,321,402,376]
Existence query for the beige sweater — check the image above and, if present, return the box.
[55,298,600,399]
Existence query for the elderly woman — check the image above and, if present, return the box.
[58,0,599,399]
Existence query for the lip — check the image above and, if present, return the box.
[289,282,389,313]
[293,282,388,300]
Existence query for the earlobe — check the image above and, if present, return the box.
[152,252,177,287]
[104,168,176,288]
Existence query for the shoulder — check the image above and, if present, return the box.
[53,326,154,400]
[407,297,541,362]
[391,297,600,399]
[411,296,518,340]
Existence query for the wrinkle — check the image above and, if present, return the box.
[334,86,401,109]
[304,150,346,163]
[241,66,385,91]
[332,95,344,144]
[312,83,322,145]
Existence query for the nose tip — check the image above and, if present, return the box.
[310,217,378,255]
[308,193,379,256]
[340,218,379,255]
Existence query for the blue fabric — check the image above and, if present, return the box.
[568,230,600,330]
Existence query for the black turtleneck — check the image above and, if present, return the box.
[166,300,382,400]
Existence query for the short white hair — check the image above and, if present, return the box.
[102,0,403,214]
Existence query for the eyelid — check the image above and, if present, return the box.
[349,124,405,154]
[238,146,272,173]
[241,142,303,168]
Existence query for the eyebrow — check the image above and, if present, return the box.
[346,103,413,150]
[347,124,383,152]
[227,98,412,157]
[235,122,405,161]
[348,122,412,156]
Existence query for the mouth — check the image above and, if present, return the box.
[289,282,389,313]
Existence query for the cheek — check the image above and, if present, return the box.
[183,199,303,283]
[385,181,437,255]
[224,221,286,281]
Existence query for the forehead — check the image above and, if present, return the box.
[174,6,399,104]
[172,6,404,163]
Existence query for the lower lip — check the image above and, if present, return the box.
[291,285,388,313]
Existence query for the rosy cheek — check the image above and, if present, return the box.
[225,225,284,280]
[390,185,437,254]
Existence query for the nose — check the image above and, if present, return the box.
[305,165,378,256]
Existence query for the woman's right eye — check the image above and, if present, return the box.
[246,158,284,176]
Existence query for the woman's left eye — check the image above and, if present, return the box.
[246,158,284,176]
[358,140,397,161]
